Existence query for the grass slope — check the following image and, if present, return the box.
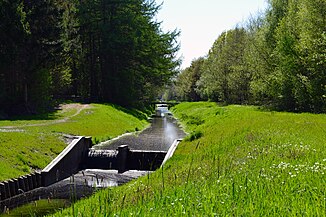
[52,102,326,216]
[0,104,148,181]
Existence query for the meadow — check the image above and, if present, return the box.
[51,102,326,216]
[0,104,148,181]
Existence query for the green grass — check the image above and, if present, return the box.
[40,105,148,143]
[0,106,77,127]
[0,199,69,217]
[0,132,65,181]
[50,102,326,216]
[0,104,148,181]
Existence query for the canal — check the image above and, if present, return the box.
[94,115,186,151]
[2,109,186,216]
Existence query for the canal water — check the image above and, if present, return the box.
[93,115,186,151]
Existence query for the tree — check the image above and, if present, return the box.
[0,0,180,116]
[173,0,325,112]
[0,0,66,114]
[175,57,205,101]
[74,0,180,106]
[197,28,251,104]
[296,0,326,112]
[0,0,25,112]
[249,0,325,112]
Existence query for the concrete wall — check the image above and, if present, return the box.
[85,146,167,173]
[1,136,92,211]
[86,150,118,169]
[0,136,91,203]
[42,136,91,187]
[161,139,183,166]
[128,150,166,171]
[0,172,42,202]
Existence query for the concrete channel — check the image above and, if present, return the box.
[0,106,186,212]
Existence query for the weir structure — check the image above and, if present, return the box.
[0,136,182,211]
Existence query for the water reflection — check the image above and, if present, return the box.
[95,116,185,151]
[163,117,178,147]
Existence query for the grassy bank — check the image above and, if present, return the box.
[51,102,326,216]
[0,104,148,181]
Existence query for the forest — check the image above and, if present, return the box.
[0,0,180,115]
[1,0,325,115]
[174,0,325,113]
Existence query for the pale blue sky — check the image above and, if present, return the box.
[154,0,268,69]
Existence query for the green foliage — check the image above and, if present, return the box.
[0,0,180,115]
[51,102,326,216]
[185,130,203,142]
[173,0,325,113]
[197,28,251,104]
[175,57,205,101]
[0,0,66,114]
[65,0,180,106]
[249,0,325,112]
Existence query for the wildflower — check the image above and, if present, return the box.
[297,189,305,193]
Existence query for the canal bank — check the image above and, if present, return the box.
[1,110,186,215]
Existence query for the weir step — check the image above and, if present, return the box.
[88,150,118,158]
[85,147,167,172]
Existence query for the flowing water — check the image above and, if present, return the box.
[94,115,186,151]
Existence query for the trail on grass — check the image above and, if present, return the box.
[0,104,91,131]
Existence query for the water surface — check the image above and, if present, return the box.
[94,116,186,151]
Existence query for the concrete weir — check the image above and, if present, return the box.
[1,107,185,211]
[0,136,183,211]
[86,146,167,172]
[42,136,92,187]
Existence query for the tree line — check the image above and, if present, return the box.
[174,0,325,113]
[0,0,180,115]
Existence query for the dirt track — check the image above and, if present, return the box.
[0,104,91,131]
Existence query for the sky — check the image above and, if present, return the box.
[154,0,268,69]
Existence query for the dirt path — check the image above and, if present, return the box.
[0,104,92,131]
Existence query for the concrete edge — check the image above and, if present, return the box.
[131,150,167,154]
[161,139,183,167]
[42,136,82,172]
